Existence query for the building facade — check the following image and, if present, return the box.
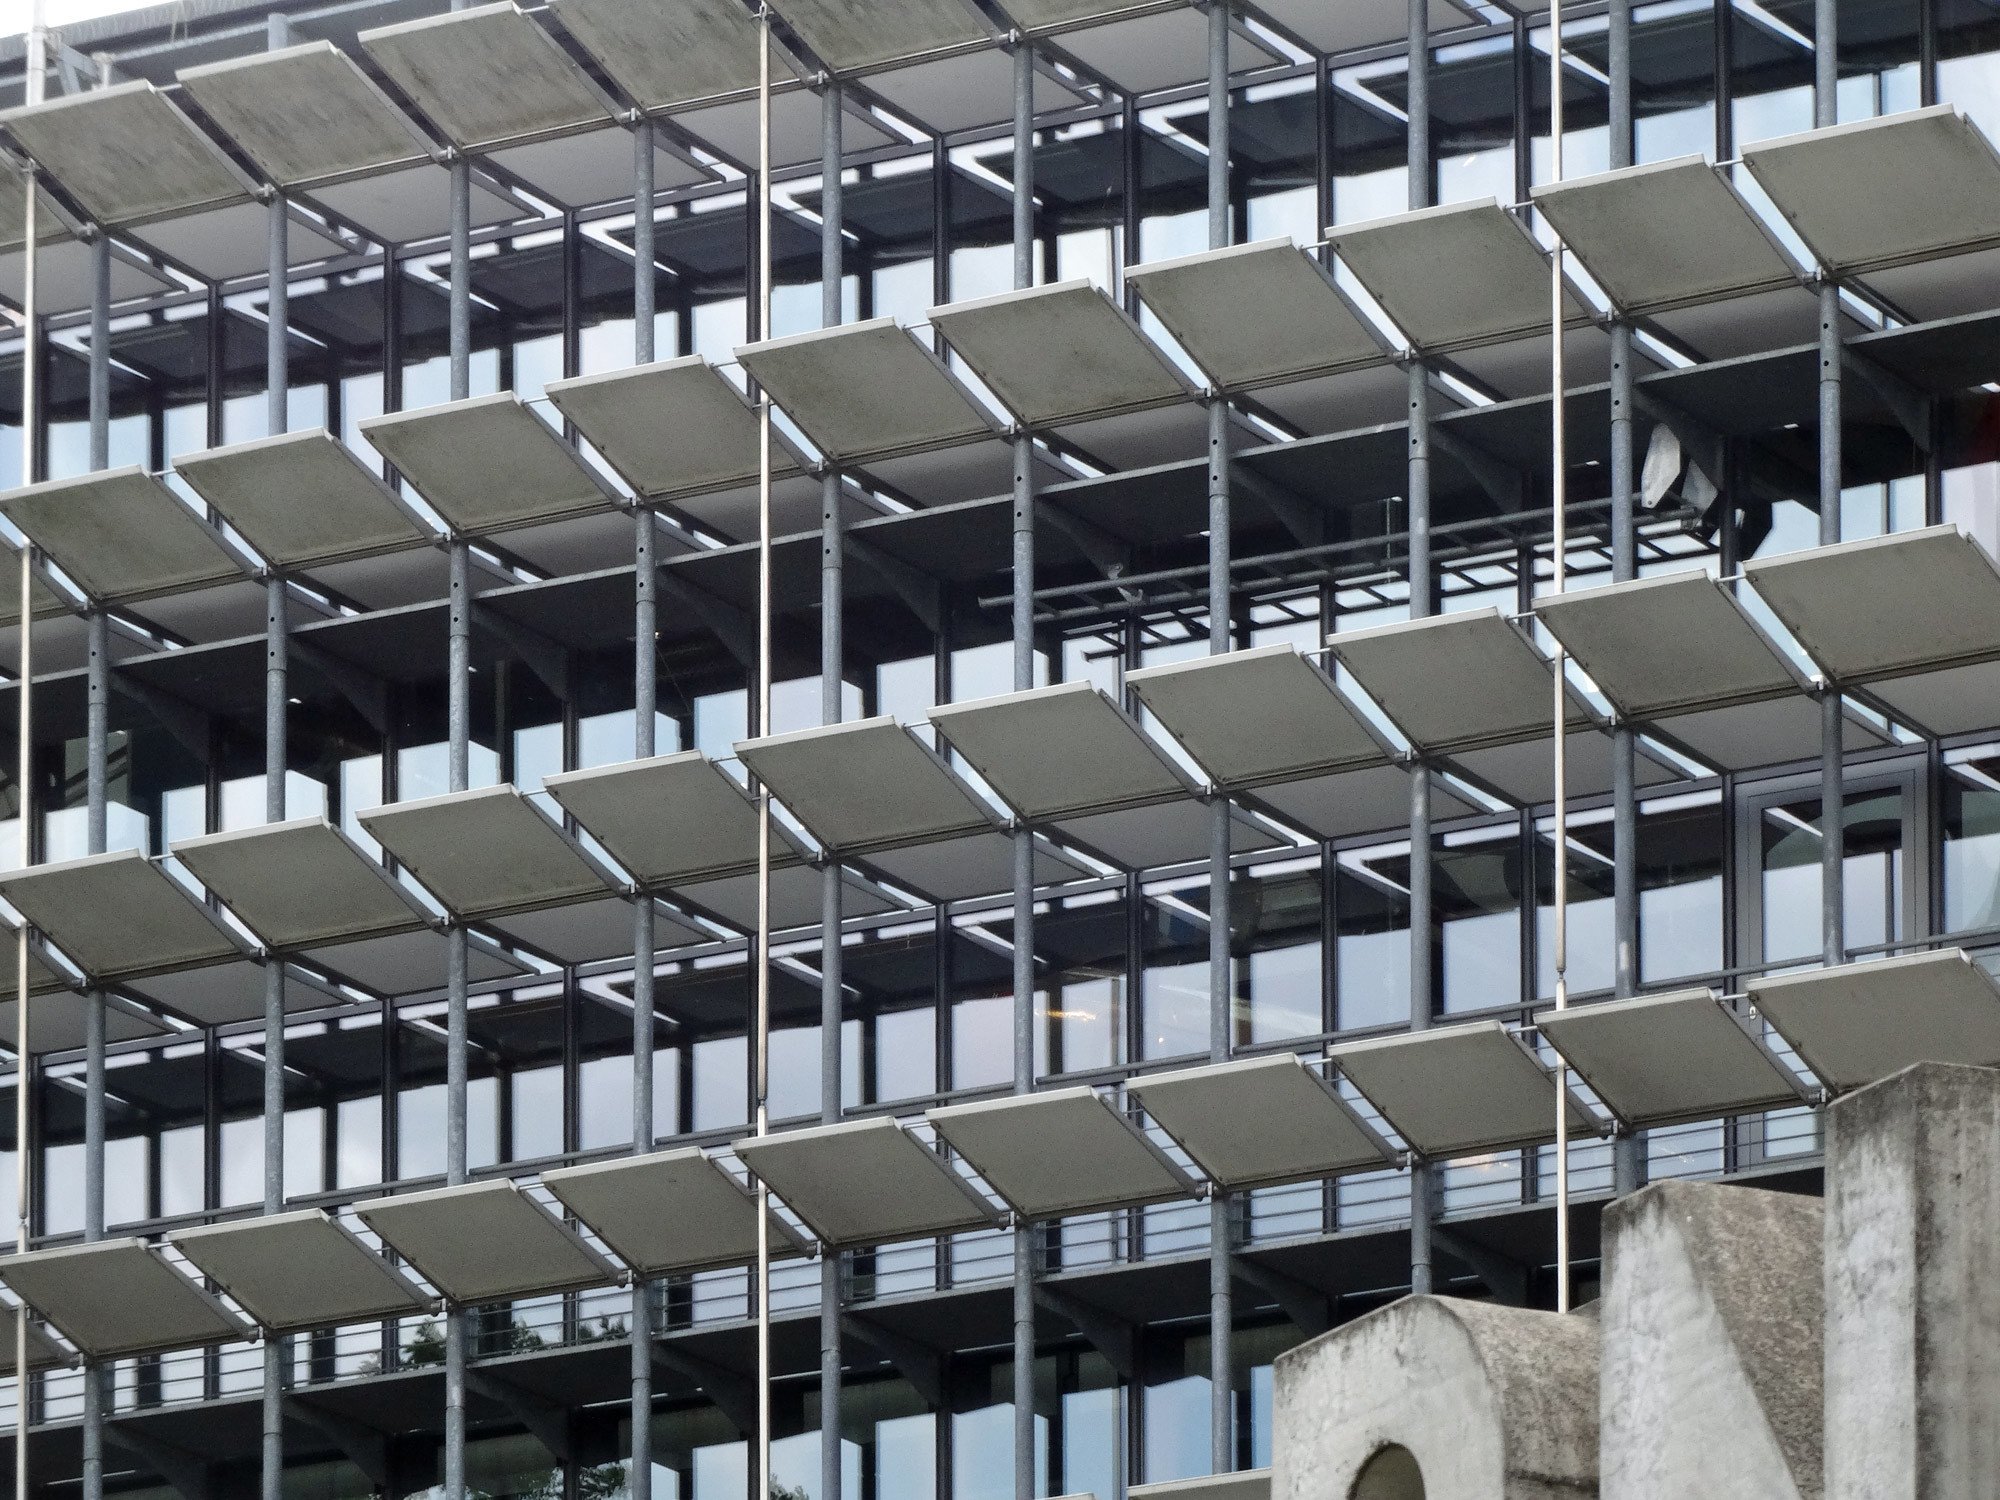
[0,0,1996,1497]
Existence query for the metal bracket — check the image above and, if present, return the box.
[466,1366,573,1463]
[1040,502,1136,590]
[1229,1253,1331,1336]
[1432,1225,1531,1306]
[1034,1282,1136,1380]
[652,1339,759,1435]
[283,1394,395,1490]
[1431,425,1527,513]
[841,1310,947,1406]
[112,675,212,764]
[848,535,944,634]
[1233,466,1325,548]
[290,635,392,737]
[105,1423,215,1500]
[656,570,762,673]
[1843,346,1933,452]
[469,601,572,702]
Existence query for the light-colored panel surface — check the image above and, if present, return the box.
[138,201,350,280]
[0,468,243,603]
[1535,571,1799,716]
[1000,0,1163,26]
[928,280,1190,427]
[1331,608,1591,752]
[488,129,707,210]
[1741,106,2000,276]
[928,1088,1196,1218]
[1052,799,1272,870]
[176,431,430,569]
[1128,1054,1394,1188]
[1045,7,1279,92]
[170,1210,432,1333]
[360,787,614,918]
[0,1240,247,1357]
[1127,644,1386,784]
[1451,727,1675,806]
[0,82,246,225]
[0,164,65,255]
[1749,949,2000,1092]
[544,1147,806,1274]
[360,1,612,149]
[0,996,165,1057]
[1536,990,1807,1128]
[550,358,785,499]
[546,752,787,885]
[774,0,989,71]
[863,831,1087,902]
[930,681,1193,818]
[553,0,787,109]
[123,959,284,1027]
[356,1180,616,1303]
[0,1316,70,1376]
[0,851,242,980]
[739,718,996,853]
[306,929,527,996]
[1743,525,2000,683]
[672,89,896,170]
[361,394,618,535]
[863,48,1081,132]
[0,239,176,315]
[485,893,699,966]
[738,320,995,462]
[1251,764,1472,842]
[1530,157,1799,314]
[1654,696,1832,773]
[178,41,430,185]
[1126,239,1384,389]
[1331,1021,1598,1157]
[676,865,893,932]
[175,819,426,949]
[1254,0,1470,50]
[1866,658,2000,737]
[1130,1472,1270,1500]
[309,163,525,242]
[733,1116,1001,1246]
[1328,200,1586,351]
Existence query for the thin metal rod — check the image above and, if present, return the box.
[1009,36,1039,1500]
[755,13,775,1500]
[630,109,658,1500]
[1548,0,1573,1318]
[1205,0,1234,1473]
[15,11,44,1490]
[1403,0,1436,1300]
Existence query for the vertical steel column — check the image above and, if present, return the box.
[1203,0,1234,1475]
[14,16,44,1500]
[1008,38,1039,1500]
[261,19,293,1500]
[1402,0,1437,1299]
[444,0,474,1487]
[1815,0,1845,972]
[818,79,847,1500]
[79,64,114,1500]
[1605,0,1645,1198]
[629,115,658,1500]
[754,17,776,1500]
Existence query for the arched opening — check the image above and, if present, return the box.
[1349,1444,1425,1500]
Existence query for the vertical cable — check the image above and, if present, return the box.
[1547,0,1573,1318]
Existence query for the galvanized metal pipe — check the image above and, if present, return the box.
[1009,37,1039,1500]
[444,25,474,1490]
[630,111,658,1500]
[1817,0,1845,969]
[1606,0,1645,1198]
[754,14,776,1500]
[14,14,44,1495]
[1403,0,1435,1296]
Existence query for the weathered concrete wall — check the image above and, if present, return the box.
[1825,1061,2000,1500]
[1599,1179,1822,1500]
[1270,1295,1597,1500]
